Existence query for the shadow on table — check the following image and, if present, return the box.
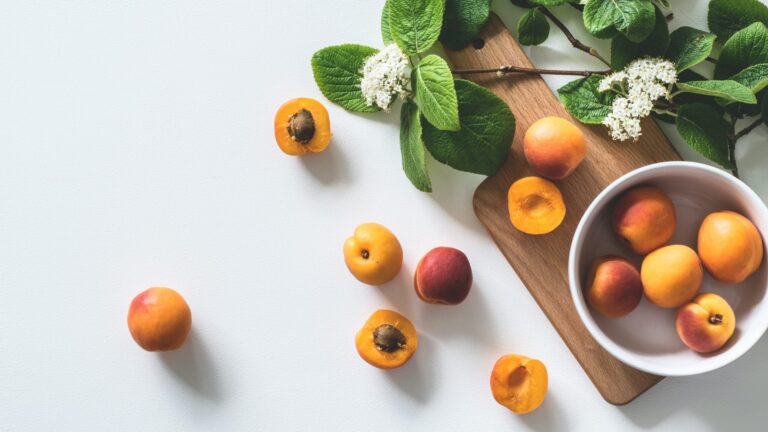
[384,332,439,404]
[160,329,223,402]
[299,144,351,186]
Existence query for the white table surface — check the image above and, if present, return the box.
[2,1,768,430]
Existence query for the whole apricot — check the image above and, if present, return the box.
[355,309,418,369]
[586,256,643,318]
[612,186,676,255]
[414,247,473,305]
[127,287,191,352]
[524,116,586,180]
[676,293,736,353]
[507,176,566,235]
[274,98,331,155]
[698,211,764,283]
[490,354,548,414]
[343,223,403,285]
[641,245,703,308]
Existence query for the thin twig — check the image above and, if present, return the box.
[705,56,718,64]
[666,13,674,22]
[452,65,610,77]
[735,117,764,140]
[728,113,740,178]
[539,7,611,67]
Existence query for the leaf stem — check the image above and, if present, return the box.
[735,117,763,140]
[452,65,609,77]
[727,113,740,178]
[539,7,611,67]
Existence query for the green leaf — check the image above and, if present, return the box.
[676,103,733,168]
[382,0,393,45]
[400,100,432,192]
[557,75,617,124]
[389,0,445,54]
[440,0,491,50]
[422,79,515,176]
[510,0,536,7]
[311,44,380,113]
[729,63,768,93]
[583,0,656,42]
[611,6,669,69]
[715,22,768,79]
[529,0,568,5]
[518,8,551,46]
[708,0,768,42]
[676,80,757,104]
[413,55,460,131]
[666,27,717,72]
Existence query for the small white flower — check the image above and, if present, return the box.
[598,57,678,141]
[360,44,411,111]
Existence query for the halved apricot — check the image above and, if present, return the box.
[355,309,417,369]
[274,98,331,155]
[507,176,566,235]
[490,354,548,414]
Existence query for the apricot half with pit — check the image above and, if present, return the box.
[274,98,331,155]
[355,309,417,369]
[127,287,192,352]
[698,211,764,284]
[507,176,566,235]
[490,354,548,414]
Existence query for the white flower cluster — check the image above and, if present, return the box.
[598,58,678,141]
[360,44,411,111]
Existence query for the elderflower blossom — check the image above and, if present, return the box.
[598,58,678,141]
[360,44,411,111]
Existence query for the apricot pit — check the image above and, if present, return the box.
[274,98,331,155]
[355,309,417,369]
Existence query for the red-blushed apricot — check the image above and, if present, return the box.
[586,256,643,317]
[641,245,703,308]
[524,117,587,180]
[355,309,417,369]
[274,98,331,155]
[698,211,764,283]
[490,354,548,414]
[127,287,191,352]
[676,293,736,353]
[343,223,403,285]
[414,247,472,305]
[507,176,566,235]
[613,186,676,255]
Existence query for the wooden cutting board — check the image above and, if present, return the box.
[445,13,680,405]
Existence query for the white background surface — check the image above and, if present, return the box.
[2,1,768,430]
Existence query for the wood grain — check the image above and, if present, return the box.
[445,14,680,405]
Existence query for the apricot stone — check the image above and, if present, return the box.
[641,245,703,308]
[524,117,586,180]
[676,293,736,353]
[127,287,191,352]
[490,354,548,414]
[343,223,403,285]
[414,247,472,305]
[612,186,676,255]
[698,211,764,283]
[355,309,418,369]
[586,256,643,318]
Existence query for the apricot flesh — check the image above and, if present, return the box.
[698,211,764,283]
[676,293,736,353]
[586,256,643,318]
[612,186,676,255]
[490,354,548,414]
[414,247,473,305]
[274,98,331,155]
[524,116,587,180]
[508,176,566,235]
[343,223,403,285]
[127,287,192,352]
[355,309,417,369]
[641,245,703,308]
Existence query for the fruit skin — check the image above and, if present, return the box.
[274,98,331,155]
[698,211,764,283]
[612,186,676,255]
[127,287,192,352]
[507,176,566,235]
[355,309,418,369]
[414,247,473,305]
[641,245,703,308]
[676,293,736,353]
[585,256,643,318]
[490,354,548,414]
[343,223,403,285]
[524,116,587,180]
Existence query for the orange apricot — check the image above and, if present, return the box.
[274,98,331,155]
[490,354,548,414]
[508,176,566,235]
[355,309,418,369]
[524,116,587,180]
[612,186,676,255]
[343,223,403,285]
[641,245,703,308]
[127,287,191,352]
[698,211,764,283]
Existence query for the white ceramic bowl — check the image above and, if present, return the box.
[569,161,768,376]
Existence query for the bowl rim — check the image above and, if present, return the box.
[568,161,768,377]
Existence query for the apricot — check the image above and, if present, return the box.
[343,223,403,285]
[586,256,643,318]
[274,98,331,155]
[698,211,764,283]
[676,293,736,353]
[355,309,418,369]
[612,186,676,255]
[414,247,473,305]
[127,287,191,352]
[524,117,586,180]
[641,245,703,308]
[507,176,566,235]
[490,354,548,414]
